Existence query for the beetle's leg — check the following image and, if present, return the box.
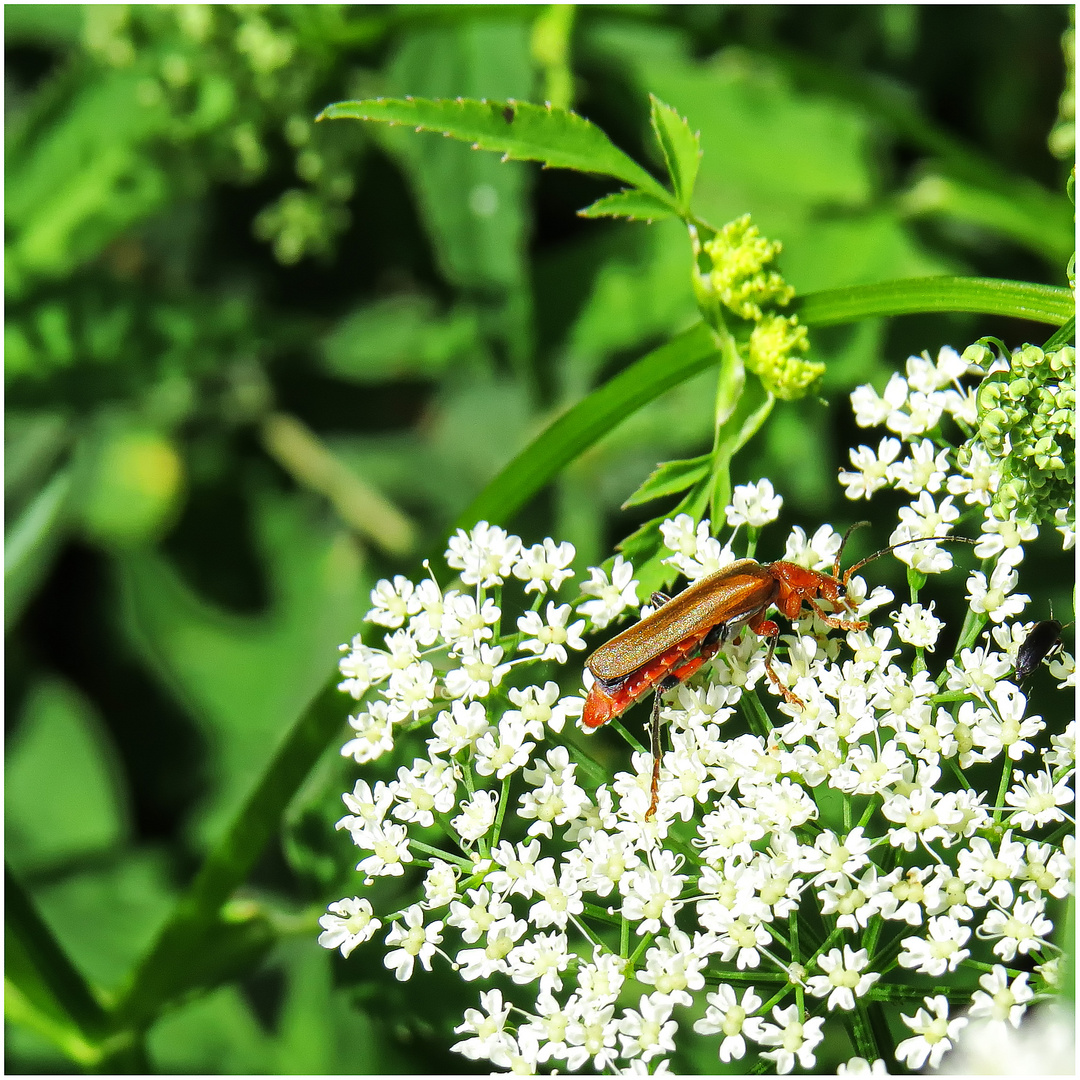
[806,596,867,632]
[748,613,806,709]
[650,591,671,608]
[645,690,663,821]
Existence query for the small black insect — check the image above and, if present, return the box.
[1014,619,1065,681]
[503,105,515,123]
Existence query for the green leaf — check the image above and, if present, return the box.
[1044,317,1075,350]
[113,675,348,1028]
[5,864,109,1068]
[622,454,711,508]
[793,277,1074,328]
[6,678,128,871]
[318,96,673,204]
[616,478,712,599]
[577,189,676,222]
[899,173,1073,265]
[453,322,721,530]
[380,22,533,306]
[648,94,700,211]
[320,295,480,381]
[5,466,74,634]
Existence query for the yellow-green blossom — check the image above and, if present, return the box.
[702,215,795,321]
[747,313,824,401]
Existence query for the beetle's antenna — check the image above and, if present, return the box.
[833,521,872,579]
[842,534,978,583]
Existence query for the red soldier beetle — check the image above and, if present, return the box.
[581,523,975,818]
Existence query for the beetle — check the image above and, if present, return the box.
[1014,618,1068,682]
[582,525,973,818]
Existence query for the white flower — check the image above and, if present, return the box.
[756,1003,825,1074]
[428,699,491,756]
[1054,506,1074,549]
[971,682,1044,762]
[318,896,382,957]
[513,538,576,594]
[620,852,687,935]
[444,643,510,700]
[445,520,522,586]
[890,388,944,438]
[455,916,526,980]
[386,660,438,718]
[976,896,1054,961]
[575,950,627,1005]
[966,561,1029,623]
[837,1056,889,1075]
[967,965,1034,1029]
[474,714,535,779]
[503,681,579,738]
[440,592,500,653]
[447,886,513,943]
[451,788,500,843]
[366,575,415,627]
[974,508,1038,565]
[887,438,950,494]
[355,821,413,878]
[1004,768,1073,830]
[486,839,542,898]
[895,995,967,1070]
[851,372,908,428]
[726,478,783,527]
[452,988,515,1066]
[947,442,998,505]
[577,555,640,629]
[617,994,678,1062]
[422,859,459,908]
[891,601,944,650]
[563,999,619,1072]
[517,602,587,663]
[407,574,446,645]
[383,905,443,981]
[337,636,385,698]
[340,701,396,763]
[839,437,902,500]
[880,783,963,851]
[389,757,457,828]
[897,915,971,975]
[526,860,584,929]
[806,946,879,1010]
[505,930,571,993]
[693,984,766,1062]
[956,831,1024,906]
[636,930,710,1006]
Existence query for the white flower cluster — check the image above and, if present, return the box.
[317,348,1073,1074]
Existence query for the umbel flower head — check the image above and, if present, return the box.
[961,341,1075,530]
[693,214,823,401]
[319,339,1073,1074]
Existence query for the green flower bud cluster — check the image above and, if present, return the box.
[747,313,825,402]
[702,214,795,321]
[693,215,822,401]
[961,344,1075,528]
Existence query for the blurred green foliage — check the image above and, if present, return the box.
[5,4,1072,1073]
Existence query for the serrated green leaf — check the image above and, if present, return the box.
[616,478,712,599]
[622,454,711,508]
[648,95,700,211]
[577,189,676,222]
[318,96,673,205]
[453,322,720,531]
